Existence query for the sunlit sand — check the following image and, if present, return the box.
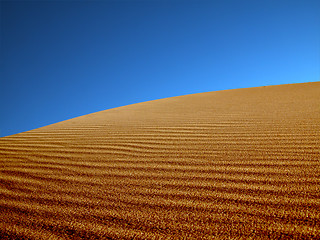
[1,82,319,239]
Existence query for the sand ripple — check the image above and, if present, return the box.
[1,83,320,239]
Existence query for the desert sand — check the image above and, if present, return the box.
[0,82,319,239]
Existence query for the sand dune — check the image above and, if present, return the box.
[0,82,319,239]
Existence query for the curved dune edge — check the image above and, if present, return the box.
[1,82,320,239]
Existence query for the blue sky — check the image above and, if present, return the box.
[1,0,319,137]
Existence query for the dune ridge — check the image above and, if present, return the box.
[0,82,319,239]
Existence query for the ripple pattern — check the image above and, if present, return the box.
[1,83,320,239]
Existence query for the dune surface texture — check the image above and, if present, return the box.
[0,82,320,239]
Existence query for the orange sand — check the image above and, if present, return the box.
[0,82,319,239]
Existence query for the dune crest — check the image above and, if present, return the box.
[1,82,320,239]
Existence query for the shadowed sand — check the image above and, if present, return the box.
[0,82,319,239]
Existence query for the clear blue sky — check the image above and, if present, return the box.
[1,0,319,137]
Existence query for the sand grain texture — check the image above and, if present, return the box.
[1,82,320,239]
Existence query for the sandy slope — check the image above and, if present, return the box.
[0,82,319,239]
